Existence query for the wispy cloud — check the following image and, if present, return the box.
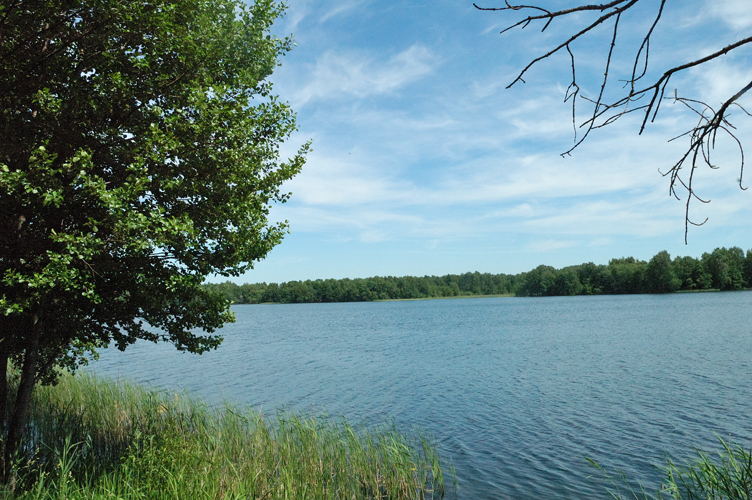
[320,0,366,22]
[233,0,752,284]
[688,59,752,108]
[710,0,752,30]
[293,45,438,106]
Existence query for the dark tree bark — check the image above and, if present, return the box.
[0,337,7,480]
[3,315,41,481]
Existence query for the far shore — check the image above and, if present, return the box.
[233,288,752,306]
[377,293,515,302]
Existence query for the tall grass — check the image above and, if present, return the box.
[590,438,752,500]
[1,372,451,499]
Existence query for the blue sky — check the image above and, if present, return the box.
[227,0,752,284]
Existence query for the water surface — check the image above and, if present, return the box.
[90,292,752,499]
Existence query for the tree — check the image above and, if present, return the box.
[0,0,308,477]
[517,264,558,296]
[672,255,711,290]
[607,257,646,294]
[644,250,681,293]
[550,268,583,296]
[475,1,752,241]
[702,247,744,290]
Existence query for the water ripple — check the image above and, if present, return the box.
[90,292,752,499]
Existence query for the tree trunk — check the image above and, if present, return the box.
[0,336,8,481]
[3,315,40,482]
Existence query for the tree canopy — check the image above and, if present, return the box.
[204,246,752,303]
[0,0,307,474]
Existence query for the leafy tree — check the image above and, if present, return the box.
[607,257,646,294]
[0,0,307,476]
[702,247,745,291]
[550,268,583,296]
[644,251,681,293]
[574,262,607,295]
[517,265,558,296]
[477,1,751,240]
[672,255,711,291]
[263,283,282,303]
[724,247,746,290]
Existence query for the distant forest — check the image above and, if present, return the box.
[204,247,752,304]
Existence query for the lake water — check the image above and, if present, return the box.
[89,292,752,499]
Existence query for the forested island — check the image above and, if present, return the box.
[205,246,752,303]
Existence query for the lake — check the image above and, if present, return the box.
[89,291,752,499]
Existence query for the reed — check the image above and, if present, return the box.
[1,372,450,499]
[660,439,752,500]
[590,438,752,500]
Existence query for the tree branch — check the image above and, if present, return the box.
[478,1,752,240]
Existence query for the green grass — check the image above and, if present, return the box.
[590,438,752,500]
[1,372,451,499]
[11,371,749,499]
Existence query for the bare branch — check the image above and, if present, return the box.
[629,0,665,90]
[493,1,639,88]
[564,44,579,141]
[640,36,752,133]
[562,10,622,155]
[474,1,629,16]
[479,1,752,240]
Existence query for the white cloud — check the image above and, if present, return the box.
[521,198,681,238]
[320,0,366,22]
[689,59,752,108]
[710,0,752,30]
[276,0,312,34]
[233,0,752,284]
[283,153,416,207]
[293,45,438,106]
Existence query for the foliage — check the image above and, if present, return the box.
[205,246,752,303]
[205,272,519,304]
[0,0,307,475]
[518,248,751,297]
[702,248,746,291]
[673,256,712,291]
[645,251,681,294]
[0,372,449,499]
[517,265,558,297]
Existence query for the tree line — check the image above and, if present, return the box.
[205,272,519,304]
[205,246,752,303]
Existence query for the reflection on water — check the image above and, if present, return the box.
[90,291,752,499]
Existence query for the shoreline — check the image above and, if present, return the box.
[232,288,752,305]
[376,293,515,302]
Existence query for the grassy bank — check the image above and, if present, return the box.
[4,372,749,499]
[1,372,450,499]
